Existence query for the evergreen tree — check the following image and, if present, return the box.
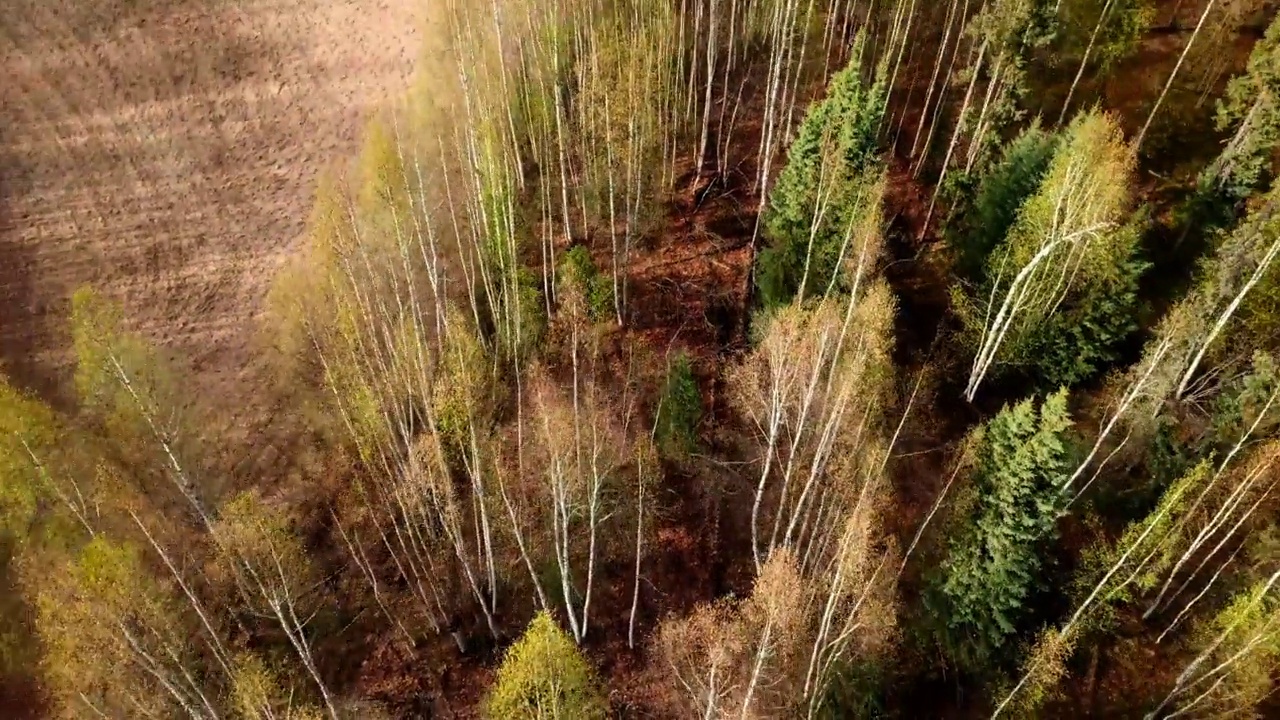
[948,123,1060,282]
[933,390,1073,668]
[483,612,608,719]
[655,352,702,457]
[1207,11,1280,202]
[1019,231,1146,389]
[1175,11,1280,242]
[959,111,1141,399]
[756,38,887,309]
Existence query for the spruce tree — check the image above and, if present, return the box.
[1176,12,1280,241]
[756,39,887,309]
[656,352,702,457]
[1208,11,1280,201]
[959,111,1142,398]
[36,537,216,718]
[948,123,1060,282]
[933,390,1073,668]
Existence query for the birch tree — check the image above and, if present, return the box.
[658,551,808,718]
[996,440,1277,714]
[71,287,213,531]
[1055,0,1154,123]
[1177,10,1280,240]
[215,493,338,720]
[922,0,1056,234]
[1173,180,1280,401]
[729,285,895,570]
[658,598,750,718]
[0,374,97,539]
[35,537,222,720]
[483,612,608,720]
[960,111,1139,400]
[1134,0,1218,151]
[659,539,897,719]
[523,359,635,644]
[276,156,512,642]
[992,462,1218,716]
[231,653,326,720]
[1149,572,1280,719]
[1053,302,1204,500]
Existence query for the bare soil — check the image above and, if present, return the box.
[0,0,423,423]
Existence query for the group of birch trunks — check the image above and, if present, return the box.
[5,0,1280,718]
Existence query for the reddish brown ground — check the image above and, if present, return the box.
[308,5,1271,712]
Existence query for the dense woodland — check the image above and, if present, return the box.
[7,0,1280,717]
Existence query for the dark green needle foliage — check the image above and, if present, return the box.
[656,352,702,457]
[932,390,1073,670]
[756,36,887,310]
[948,123,1060,283]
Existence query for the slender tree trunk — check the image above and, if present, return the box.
[629,450,646,649]
[922,39,988,238]
[910,0,961,159]
[1135,0,1218,151]
[1059,0,1119,125]
[697,0,720,175]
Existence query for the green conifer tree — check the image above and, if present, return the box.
[958,111,1142,398]
[948,123,1060,282]
[756,38,887,309]
[1209,12,1280,201]
[656,352,702,457]
[933,390,1073,668]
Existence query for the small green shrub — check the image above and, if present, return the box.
[656,352,702,456]
[559,245,615,322]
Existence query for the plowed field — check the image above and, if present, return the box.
[0,0,422,408]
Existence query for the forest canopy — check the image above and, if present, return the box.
[5,0,1280,718]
